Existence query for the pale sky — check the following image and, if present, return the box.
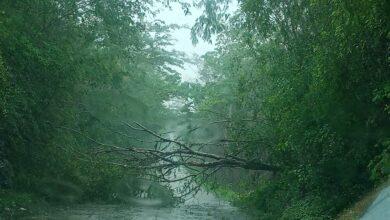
[156,2,216,82]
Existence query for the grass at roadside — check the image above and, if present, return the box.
[0,189,48,218]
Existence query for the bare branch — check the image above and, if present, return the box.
[51,121,279,198]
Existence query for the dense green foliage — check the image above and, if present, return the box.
[0,0,389,219]
[0,0,182,214]
[187,0,389,218]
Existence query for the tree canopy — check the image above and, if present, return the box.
[0,0,389,219]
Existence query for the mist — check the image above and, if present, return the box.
[1,0,388,219]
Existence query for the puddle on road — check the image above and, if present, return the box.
[25,203,248,220]
[25,185,251,220]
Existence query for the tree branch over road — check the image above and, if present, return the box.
[52,121,278,197]
[118,122,279,172]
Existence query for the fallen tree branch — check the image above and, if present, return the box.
[51,121,278,198]
[122,121,279,172]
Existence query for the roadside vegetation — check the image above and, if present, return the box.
[0,0,182,217]
[0,0,388,219]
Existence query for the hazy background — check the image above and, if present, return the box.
[155,2,217,82]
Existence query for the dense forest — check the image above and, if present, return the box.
[0,0,389,219]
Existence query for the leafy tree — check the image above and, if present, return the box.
[185,0,389,218]
[0,0,183,205]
